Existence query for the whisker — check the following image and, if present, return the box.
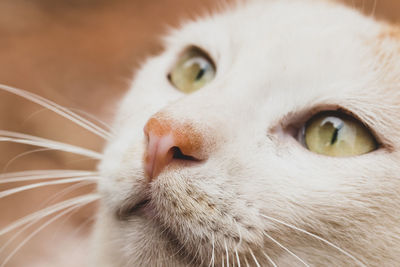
[2,148,52,173]
[23,107,115,136]
[0,181,96,256]
[234,220,243,249]
[0,214,38,257]
[263,231,310,267]
[183,232,201,266]
[249,248,261,267]
[0,170,97,184]
[49,197,90,242]
[244,255,250,267]
[225,239,229,267]
[2,149,98,174]
[44,182,97,239]
[262,252,277,267]
[0,84,113,140]
[0,130,103,159]
[68,107,115,135]
[0,177,99,198]
[41,180,97,207]
[0,169,95,178]
[0,194,99,235]
[234,247,241,267]
[260,214,366,267]
[208,232,215,267]
[0,200,94,267]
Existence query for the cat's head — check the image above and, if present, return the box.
[93,0,400,266]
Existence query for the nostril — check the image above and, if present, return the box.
[144,116,207,180]
[171,147,199,161]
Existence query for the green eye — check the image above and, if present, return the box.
[169,47,215,93]
[302,112,378,157]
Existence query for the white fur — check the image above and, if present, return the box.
[92,0,400,266]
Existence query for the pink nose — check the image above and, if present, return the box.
[143,116,204,181]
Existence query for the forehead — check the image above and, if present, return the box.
[169,1,380,47]
[166,1,383,90]
[162,1,400,107]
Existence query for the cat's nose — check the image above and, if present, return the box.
[143,116,205,181]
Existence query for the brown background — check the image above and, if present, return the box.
[0,0,399,266]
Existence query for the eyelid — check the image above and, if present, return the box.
[280,104,342,134]
[280,105,384,149]
[170,45,216,72]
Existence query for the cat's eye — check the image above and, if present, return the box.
[169,47,215,93]
[300,111,378,157]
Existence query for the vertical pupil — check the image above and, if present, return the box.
[183,57,209,82]
[330,127,339,145]
[195,68,205,81]
[320,118,344,146]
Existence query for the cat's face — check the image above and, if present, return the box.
[93,0,400,266]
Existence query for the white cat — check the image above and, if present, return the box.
[2,0,400,266]
[88,0,400,266]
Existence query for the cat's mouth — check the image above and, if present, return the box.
[117,197,152,219]
[129,198,151,213]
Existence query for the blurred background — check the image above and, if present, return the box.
[0,0,399,266]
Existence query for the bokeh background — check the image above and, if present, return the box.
[0,0,399,266]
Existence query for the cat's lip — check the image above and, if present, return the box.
[117,197,152,219]
[130,198,151,213]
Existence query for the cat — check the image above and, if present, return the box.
[2,0,400,266]
[89,0,400,266]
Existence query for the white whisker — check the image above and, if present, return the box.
[0,216,36,257]
[208,232,215,267]
[0,130,102,159]
[0,84,113,140]
[0,177,99,199]
[0,200,94,267]
[41,180,97,207]
[244,255,250,267]
[48,198,89,242]
[263,231,310,267]
[234,220,243,249]
[0,170,97,184]
[2,148,52,172]
[260,214,366,267]
[0,181,95,256]
[222,253,225,267]
[249,248,261,267]
[234,247,241,267]
[68,107,115,134]
[262,252,277,267]
[0,194,99,235]
[225,239,229,267]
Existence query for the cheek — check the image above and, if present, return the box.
[98,130,148,207]
[232,142,398,217]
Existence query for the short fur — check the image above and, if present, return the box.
[92,0,400,266]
